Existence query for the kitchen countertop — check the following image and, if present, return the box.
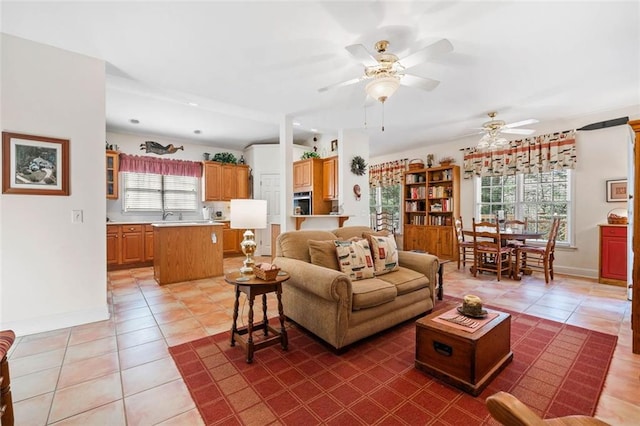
[151,221,224,227]
[107,220,228,226]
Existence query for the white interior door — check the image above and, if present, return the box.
[258,172,281,256]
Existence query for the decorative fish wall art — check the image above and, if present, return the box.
[140,141,184,155]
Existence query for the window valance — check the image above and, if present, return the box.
[462,130,576,178]
[119,154,202,178]
[369,159,408,188]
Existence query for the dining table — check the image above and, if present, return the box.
[462,229,545,280]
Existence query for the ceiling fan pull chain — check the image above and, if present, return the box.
[382,102,385,132]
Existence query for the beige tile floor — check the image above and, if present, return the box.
[6,256,640,425]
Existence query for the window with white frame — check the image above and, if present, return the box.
[475,170,571,245]
[122,172,198,212]
[369,184,402,232]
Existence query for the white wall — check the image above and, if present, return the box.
[105,131,243,223]
[370,105,640,278]
[0,34,108,335]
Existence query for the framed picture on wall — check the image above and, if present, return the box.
[606,179,627,202]
[331,139,338,152]
[2,132,70,196]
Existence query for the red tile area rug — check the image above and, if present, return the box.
[169,302,617,425]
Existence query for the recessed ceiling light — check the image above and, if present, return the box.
[293,121,301,126]
[188,102,199,107]
[194,130,202,134]
[310,128,318,132]
[130,119,140,124]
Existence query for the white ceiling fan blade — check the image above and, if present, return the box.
[399,38,453,70]
[318,76,367,93]
[504,118,539,128]
[400,74,440,91]
[501,128,535,135]
[345,43,378,67]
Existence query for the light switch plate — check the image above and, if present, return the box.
[72,209,83,223]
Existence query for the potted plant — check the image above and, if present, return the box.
[439,156,455,166]
[301,151,320,160]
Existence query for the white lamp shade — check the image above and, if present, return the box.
[230,199,267,229]
[366,76,400,102]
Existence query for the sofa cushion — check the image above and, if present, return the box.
[365,233,400,275]
[308,240,340,271]
[351,278,397,310]
[376,267,430,296]
[277,230,336,262]
[335,239,375,280]
[332,226,375,240]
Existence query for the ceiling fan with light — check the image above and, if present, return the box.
[318,38,453,104]
[474,112,539,150]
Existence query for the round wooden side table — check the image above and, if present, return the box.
[224,271,289,363]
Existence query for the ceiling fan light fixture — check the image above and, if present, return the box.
[366,76,400,103]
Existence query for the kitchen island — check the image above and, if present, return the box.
[152,222,224,285]
[292,214,351,230]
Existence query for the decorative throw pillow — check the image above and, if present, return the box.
[308,240,340,271]
[366,234,399,275]
[334,239,375,280]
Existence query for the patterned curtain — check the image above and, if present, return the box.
[119,154,203,177]
[369,159,409,188]
[462,130,576,178]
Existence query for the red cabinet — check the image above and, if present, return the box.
[599,224,627,286]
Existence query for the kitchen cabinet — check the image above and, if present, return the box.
[106,150,118,199]
[236,165,250,198]
[599,224,627,286]
[153,223,224,285]
[145,225,154,261]
[121,225,145,264]
[322,156,338,200]
[202,162,250,201]
[220,221,241,255]
[292,158,331,214]
[106,225,119,265]
[293,159,314,192]
[106,223,152,269]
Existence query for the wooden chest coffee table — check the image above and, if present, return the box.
[415,308,512,396]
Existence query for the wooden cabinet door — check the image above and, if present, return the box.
[600,226,627,282]
[236,165,250,199]
[425,227,439,256]
[404,225,428,252]
[106,151,119,199]
[106,225,119,265]
[144,225,154,261]
[438,227,455,259]
[323,157,337,200]
[222,164,237,200]
[121,225,144,263]
[203,162,222,201]
[223,228,240,255]
[293,160,312,192]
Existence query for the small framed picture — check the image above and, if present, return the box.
[2,132,70,196]
[606,179,627,202]
[331,139,338,152]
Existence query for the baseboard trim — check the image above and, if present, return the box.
[1,305,111,337]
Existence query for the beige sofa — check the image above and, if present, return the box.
[274,226,439,351]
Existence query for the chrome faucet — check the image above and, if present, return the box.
[162,211,174,220]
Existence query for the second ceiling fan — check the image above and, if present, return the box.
[318,38,453,103]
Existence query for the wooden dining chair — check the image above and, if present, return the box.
[455,217,474,270]
[514,217,561,283]
[471,218,514,281]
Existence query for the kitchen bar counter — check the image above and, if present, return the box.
[291,215,351,230]
[153,223,224,285]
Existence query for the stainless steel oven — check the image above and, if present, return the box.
[293,191,312,215]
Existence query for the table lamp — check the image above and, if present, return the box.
[230,199,267,279]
